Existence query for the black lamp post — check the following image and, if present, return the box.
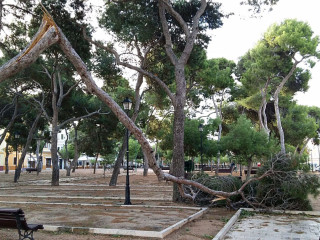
[198,124,203,171]
[123,97,132,205]
[14,133,20,166]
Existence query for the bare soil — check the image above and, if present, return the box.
[0,169,235,240]
[0,169,318,240]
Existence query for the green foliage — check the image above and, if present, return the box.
[239,210,256,219]
[264,19,320,57]
[100,1,160,44]
[235,19,319,144]
[92,48,121,82]
[77,117,118,157]
[101,0,223,47]
[191,172,242,205]
[129,138,141,161]
[184,119,204,157]
[255,154,320,210]
[240,0,280,13]
[199,58,236,95]
[221,115,276,165]
[307,106,320,145]
[31,0,91,61]
[282,104,318,148]
[59,143,75,160]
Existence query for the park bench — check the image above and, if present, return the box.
[217,168,232,173]
[244,169,258,175]
[26,168,37,173]
[123,166,134,172]
[161,166,170,170]
[0,208,43,240]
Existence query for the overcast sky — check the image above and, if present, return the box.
[207,0,320,107]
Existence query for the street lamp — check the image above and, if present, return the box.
[123,97,132,205]
[198,124,203,171]
[14,133,20,167]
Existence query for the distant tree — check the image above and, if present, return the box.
[198,58,235,174]
[221,115,278,179]
[282,105,318,156]
[260,20,319,154]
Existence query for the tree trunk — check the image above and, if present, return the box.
[93,152,99,174]
[0,96,18,146]
[215,123,222,176]
[110,71,145,184]
[143,152,149,176]
[71,122,79,173]
[5,142,9,174]
[14,113,41,182]
[0,21,58,82]
[0,17,265,202]
[258,78,271,136]
[0,0,3,32]
[36,139,41,175]
[51,128,59,186]
[274,61,299,155]
[212,94,223,176]
[109,136,126,186]
[274,94,286,154]
[246,159,253,181]
[51,67,60,186]
[299,138,311,157]
[171,65,187,202]
[63,129,71,176]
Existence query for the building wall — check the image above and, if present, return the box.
[0,128,69,171]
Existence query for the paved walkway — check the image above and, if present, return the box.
[223,213,320,240]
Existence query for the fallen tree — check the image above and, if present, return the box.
[0,10,318,208]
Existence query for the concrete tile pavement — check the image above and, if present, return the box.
[223,212,320,240]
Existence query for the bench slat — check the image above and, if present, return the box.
[0,208,43,231]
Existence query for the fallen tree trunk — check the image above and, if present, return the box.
[0,16,58,82]
[0,14,271,206]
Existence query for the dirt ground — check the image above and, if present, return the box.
[0,169,236,240]
[0,169,319,240]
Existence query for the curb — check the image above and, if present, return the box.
[0,194,172,201]
[212,208,242,240]
[0,200,202,210]
[160,207,208,238]
[44,225,163,238]
[212,208,320,240]
[42,207,208,239]
[241,207,320,216]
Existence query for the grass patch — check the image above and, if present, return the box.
[220,216,230,223]
[203,234,214,239]
[239,210,255,219]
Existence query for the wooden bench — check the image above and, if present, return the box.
[26,168,37,173]
[123,166,134,172]
[244,169,258,175]
[161,166,170,170]
[0,208,43,240]
[218,168,232,173]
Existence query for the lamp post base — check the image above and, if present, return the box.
[124,175,131,205]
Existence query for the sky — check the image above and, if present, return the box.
[89,0,320,107]
[207,0,320,108]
